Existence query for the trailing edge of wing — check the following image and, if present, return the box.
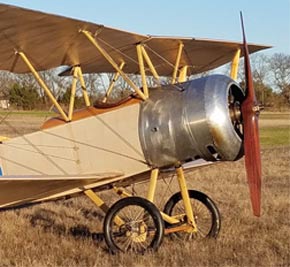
[0,4,271,76]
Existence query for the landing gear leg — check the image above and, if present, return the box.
[163,190,221,240]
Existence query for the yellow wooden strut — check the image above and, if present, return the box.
[68,65,91,120]
[178,65,188,83]
[76,66,90,107]
[136,44,149,98]
[147,168,159,202]
[230,49,241,81]
[80,30,147,101]
[175,166,198,231]
[113,174,180,225]
[103,61,125,103]
[146,168,182,225]
[17,52,69,122]
[84,189,124,226]
[161,212,181,225]
[68,67,78,121]
[84,189,110,213]
[0,136,9,142]
[172,42,184,84]
[140,46,160,82]
[113,186,132,198]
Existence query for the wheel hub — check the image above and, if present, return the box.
[123,221,147,242]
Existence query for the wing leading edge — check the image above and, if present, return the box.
[0,4,270,76]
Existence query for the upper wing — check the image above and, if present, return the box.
[0,4,270,76]
[0,172,123,209]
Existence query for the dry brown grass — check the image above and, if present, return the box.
[0,111,51,138]
[0,112,289,267]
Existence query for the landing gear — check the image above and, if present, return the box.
[103,196,164,254]
[163,190,221,240]
[87,167,222,253]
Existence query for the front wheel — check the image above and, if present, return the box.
[103,196,164,254]
[163,190,221,240]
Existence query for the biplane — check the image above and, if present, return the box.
[0,4,269,253]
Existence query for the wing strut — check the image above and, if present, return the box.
[81,30,148,101]
[68,66,91,120]
[230,49,241,80]
[17,51,93,122]
[103,61,125,103]
[136,44,160,97]
[172,42,184,84]
[17,51,70,122]
[139,45,160,81]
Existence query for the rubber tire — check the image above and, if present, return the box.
[163,190,221,238]
[103,196,164,254]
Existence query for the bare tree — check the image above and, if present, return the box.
[236,53,279,106]
[0,71,15,98]
[250,54,271,105]
[268,53,290,105]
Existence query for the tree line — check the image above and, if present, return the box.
[237,53,290,109]
[0,52,289,111]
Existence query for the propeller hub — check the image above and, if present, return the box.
[252,105,263,114]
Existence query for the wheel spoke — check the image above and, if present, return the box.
[163,190,221,240]
[103,197,164,253]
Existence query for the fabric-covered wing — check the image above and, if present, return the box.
[0,172,122,209]
[0,4,270,76]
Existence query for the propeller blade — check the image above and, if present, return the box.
[240,12,262,216]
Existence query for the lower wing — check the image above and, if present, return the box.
[0,172,123,209]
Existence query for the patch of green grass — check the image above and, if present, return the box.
[260,126,290,147]
[260,112,290,120]
[0,110,54,117]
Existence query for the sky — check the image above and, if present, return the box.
[0,0,289,55]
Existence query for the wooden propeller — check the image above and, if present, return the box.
[240,13,262,216]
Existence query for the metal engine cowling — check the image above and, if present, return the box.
[139,74,245,168]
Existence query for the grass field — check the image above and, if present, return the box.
[0,111,289,267]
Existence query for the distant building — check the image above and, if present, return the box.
[0,99,10,109]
